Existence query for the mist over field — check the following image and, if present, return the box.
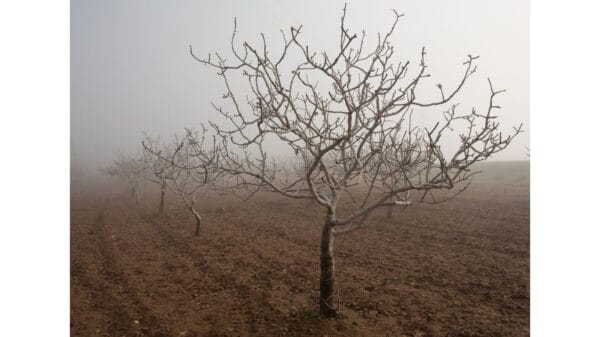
[71,0,528,172]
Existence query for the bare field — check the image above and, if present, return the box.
[71,162,529,337]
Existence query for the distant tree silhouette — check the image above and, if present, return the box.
[143,127,222,236]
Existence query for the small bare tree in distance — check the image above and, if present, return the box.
[104,153,146,206]
[192,5,522,317]
[140,134,171,214]
[143,128,222,236]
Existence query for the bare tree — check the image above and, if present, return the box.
[143,128,222,236]
[140,135,170,214]
[104,153,146,206]
[192,5,522,317]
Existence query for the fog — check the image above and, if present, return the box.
[71,0,529,170]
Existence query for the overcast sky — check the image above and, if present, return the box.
[71,0,529,169]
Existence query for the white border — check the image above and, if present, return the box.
[531,0,600,336]
[0,1,70,336]
[1,1,600,336]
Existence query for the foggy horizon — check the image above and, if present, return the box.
[71,0,529,170]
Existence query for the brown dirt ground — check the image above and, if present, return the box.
[71,168,529,337]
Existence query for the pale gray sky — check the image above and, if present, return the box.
[71,0,529,168]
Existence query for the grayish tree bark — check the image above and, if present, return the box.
[192,207,202,237]
[319,219,336,317]
[159,179,167,214]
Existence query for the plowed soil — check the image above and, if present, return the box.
[71,165,529,337]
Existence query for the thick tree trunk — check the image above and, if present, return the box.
[192,208,202,237]
[159,181,166,214]
[319,221,337,317]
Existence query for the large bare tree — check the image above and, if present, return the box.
[192,5,522,317]
[143,128,222,236]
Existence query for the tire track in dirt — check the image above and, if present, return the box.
[89,210,170,337]
[137,211,301,335]
[153,206,318,287]
[71,213,140,337]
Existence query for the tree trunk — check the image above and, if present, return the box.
[386,205,393,219]
[135,187,141,206]
[159,181,166,214]
[320,221,337,317]
[192,208,202,237]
